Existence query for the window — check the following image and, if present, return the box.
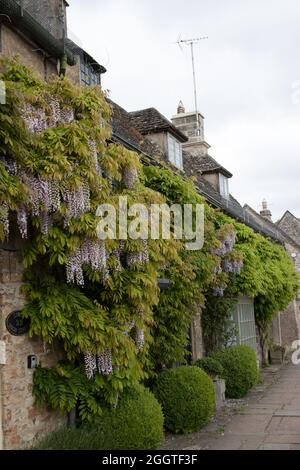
[167,134,183,170]
[219,174,229,199]
[80,60,101,87]
[229,297,257,351]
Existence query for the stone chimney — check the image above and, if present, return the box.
[177,100,185,114]
[171,103,211,157]
[260,199,272,222]
[18,0,68,40]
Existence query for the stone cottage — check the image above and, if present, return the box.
[128,101,300,359]
[243,204,300,356]
[0,0,68,450]
[1,0,299,450]
[173,103,300,358]
[0,0,110,450]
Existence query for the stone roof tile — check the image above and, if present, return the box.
[129,108,188,143]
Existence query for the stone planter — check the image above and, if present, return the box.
[270,345,287,365]
[214,378,226,410]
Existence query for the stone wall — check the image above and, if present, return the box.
[278,212,300,245]
[16,0,67,40]
[0,22,82,89]
[0,248,66,450]
[285,241,300,274]
[270,301,299,350]
[0,24,58,81]
[65,57,81,85]
[145,132,168,158]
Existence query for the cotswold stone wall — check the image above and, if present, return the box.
[0,248,66,450]
[16,0,67,40]
[270,242,300,353]
[270,302,299,350]
[1,24,58,81]
[278,213,300,246]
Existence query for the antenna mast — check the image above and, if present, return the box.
[177,36,208,135]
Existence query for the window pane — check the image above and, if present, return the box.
[219,174,229,198]
[168,135,182,169]
[168,134,175,164]
[80,60,100,87]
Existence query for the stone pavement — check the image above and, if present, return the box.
[162,362,300,450]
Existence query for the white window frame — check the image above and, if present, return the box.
[219,174,229,199]
[167,134,183,170]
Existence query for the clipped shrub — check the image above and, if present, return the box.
[211,345,259,398]
[34,384,164,450]
[194,357,224,379]
[34,426,92,451]
[153,366,215,434]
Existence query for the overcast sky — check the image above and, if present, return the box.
[68,0,300,220]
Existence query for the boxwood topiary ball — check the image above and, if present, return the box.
[153,366,215,434]
[194,356,224,379]
[211,345,259,398]
[34,384,164,450]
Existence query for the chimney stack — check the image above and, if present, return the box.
[177,100,185,114]
[171,102,210,157]
[260,199,272,222]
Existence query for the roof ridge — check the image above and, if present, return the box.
[244,204,300,248]
[129,107,174,127]
[277,210,300,226]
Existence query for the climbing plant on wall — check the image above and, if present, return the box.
[0,58,182,420]
[0,58,298,421]
[213,212,299,359]
[143,167,299,362]
[143,166,244,369]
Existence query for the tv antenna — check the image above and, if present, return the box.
[176,35,208,134]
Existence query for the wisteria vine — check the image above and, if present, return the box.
[211,226,244,296]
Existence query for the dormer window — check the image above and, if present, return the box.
[80,60,101,86]
[219,174,229,199]
[167,134,183,170]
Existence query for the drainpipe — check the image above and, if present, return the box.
[59,54,67,77]
[278,312,282,346]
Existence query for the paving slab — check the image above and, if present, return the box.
[225,414,272,434]
[263,434,300,444]
[267,416,300,433]
[209,435,244,450]
[274,410,300,417]
[259,443,291,450]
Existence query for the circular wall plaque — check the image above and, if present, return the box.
[5,311,30,336]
